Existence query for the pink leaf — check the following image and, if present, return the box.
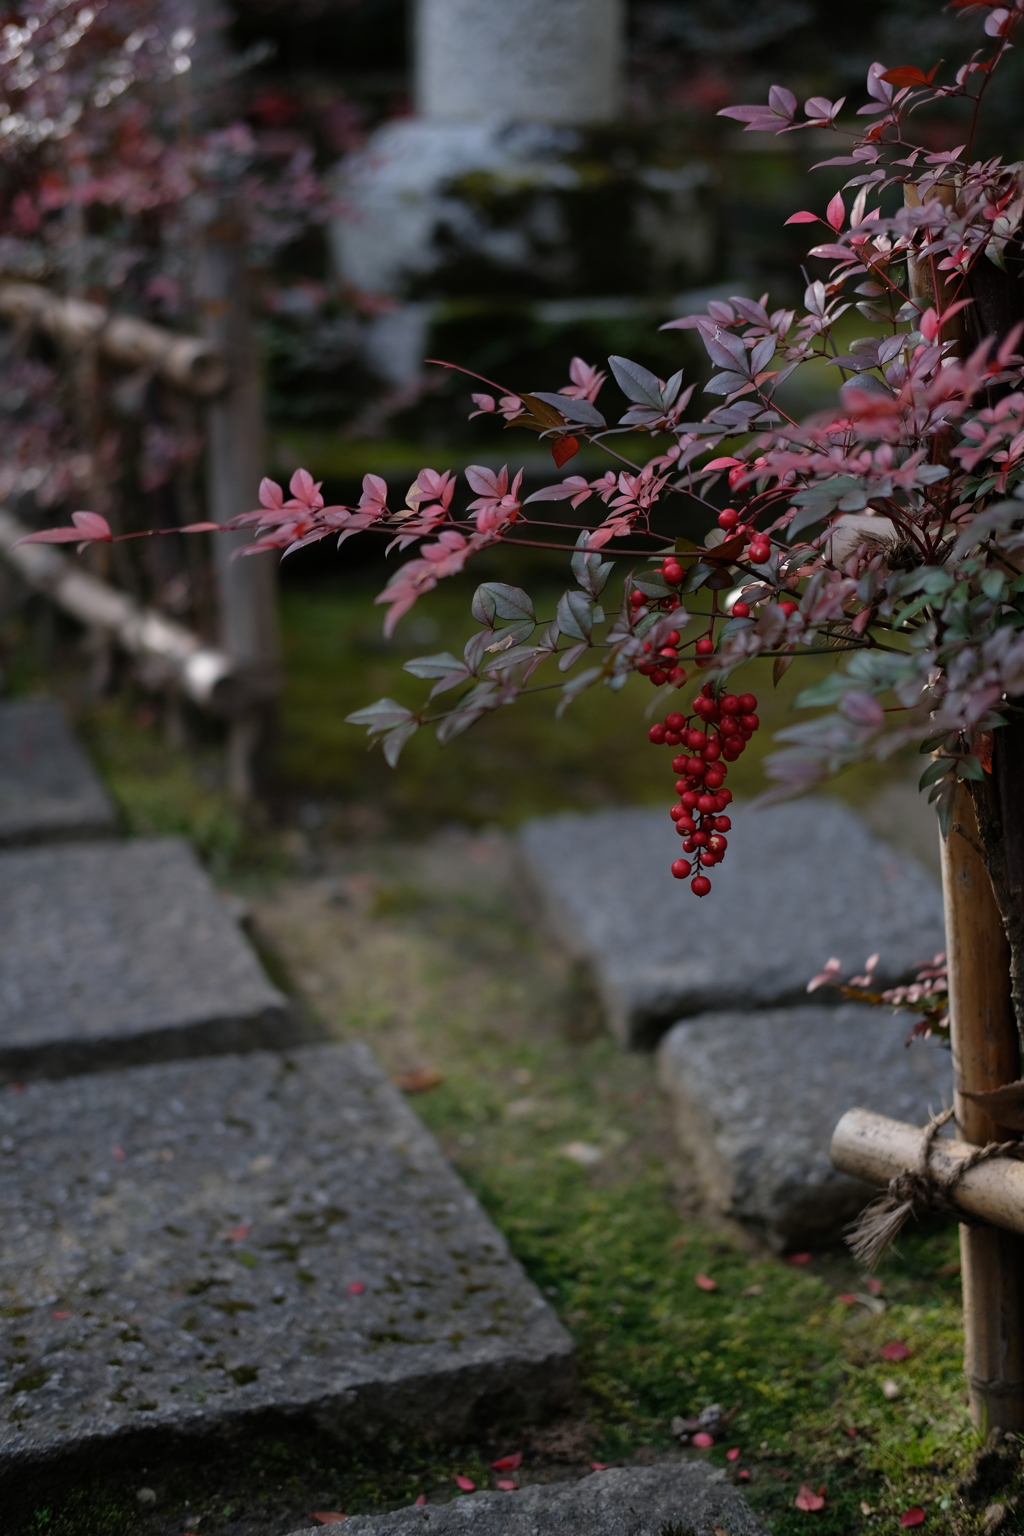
[455,1476,476,1491]
[179,521,222,533]
[839,1293,857,1304]
[695,1273,718,1291]
[826,192,846,232]
[15,509,113,546]
[348,1281,366,1295]
[788,1252,812,1265]
[880,1340,912,1360]
[867,1278,884,1295]
[52,1310,72,1319]
[224,1223,250,1242]
[795,1485,826,1512]
[492,1453,523,1471]
[590,1463,609,1471]
[900,1510,926,1528]
[692,1432,715,1448]
[727,1448,741,1462]
[496,1480,517,1491]
[310,1514,347,1525]
[414,1495,426,1506]
[785,211,820,225]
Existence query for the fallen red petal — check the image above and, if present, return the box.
[310,1515,346,1526]
[496,1480,516,1491]
[726,1448,740,1462]
[692,1432,714,1448]
[111,1147,125,1160]
[225,1223,250,1242]
[695,1273,718,1291]
[880,1341,912,1360]
[738,1471,751,1482]
[492,1453,523,1470]
[795,1484,826,1511]
[867,1278,883,1295]
[838,1293,857,1304]
[590,1462,608,1471]
[348,1282,366,1295]
[413,1495,426,1506]
[788,1252,812,1265]
[455,1476,475,1491]
[899,1509,926,1527]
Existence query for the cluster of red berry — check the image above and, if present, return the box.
[648,684,760,897]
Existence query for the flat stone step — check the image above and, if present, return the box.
[520,800,944,1048]
[0,1043,573,1472]
[0,838,291,1082]
[0,698,116,845]
[284,1462,764,1536]
[657,1003,952,1250]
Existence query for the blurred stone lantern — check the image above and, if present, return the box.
[332,0,717,392]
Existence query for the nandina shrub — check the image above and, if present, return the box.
[34,1,1024,1023]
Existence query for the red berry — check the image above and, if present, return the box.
[649,724,667,744]
[702,739,721,761]
[779,600,798,617]
[664,730,681,746]
[718,788,733,805]
[685,756,705,777]
[741,713,759,731]
[715,815,732,831]
[681,790,699,809]
[718,716,740,737]
[750,538,771,563]
[732,601,751,618]
[667,631,681,646]
[695,636,715,656]
[638,664,656,676]
[717,507,740,530]
[665,712,685,731]
[691,875,712,897]
[708,834,728,854]
[663,560,683,585]
[685,728,703,749]
[697,793,716,813]
[700,851,717,867]
[722,746,741,762]
[676,817,696,836]
[720,695,740,714]
[631,590,645,607]
[672,755,688,773]
[692,831,709,848]
[669,666,688,686]
[651,669,667,685]
[738,694,757,711]
[682,839,696,853]
[670,804,685,820]
[671,859,692,880]
[704,767,725,789]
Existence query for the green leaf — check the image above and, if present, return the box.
[919,757,954,790]
[403,652,466,679]
[471,582,536,626]
[956,754,986,781]
[382,719,419,767]
[556,589,596,641]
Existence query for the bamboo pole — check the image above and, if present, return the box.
[941,785,1024,1432]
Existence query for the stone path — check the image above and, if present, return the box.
[0,837,291,1082]
[657,1004,952,1251]
[0,1043,573,1472]
[284,1463,765,1536]
[519,799,944,1049]
[0,699,116,845]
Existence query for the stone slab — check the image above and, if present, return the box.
[0,698,116,845]
[0,837,291,1081]
[657,1004,953,1250]
[519,800,944,1048]
[0,1043,574,1471]
[286,1462,765,1536]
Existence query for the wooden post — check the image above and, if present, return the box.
[940,785,1024,1431]
[198,203,281,801]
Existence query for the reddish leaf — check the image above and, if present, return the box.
[552,435,580,468]
[795,1485,826,1512]
[492,1453,523,1471]
[347,1281,366,1295]
[867,1278,883,1295]
[590,1462,609,1471]
[695,1273,718,1291]
[310,1515,347,1525]
[413,1495,427,1506]
[826,192,845,232]
[52,1311,72,1319]
[788,1252,812,1266]
[880,65,939,87]
[726,1448,741,1462]
[692,1433,715,1448]
[178,521,222,533]
[224,1223,250,1242]
[838,1293,857,1304]
[394,1068,443,1093]
[455,1476,476,1491]
[785,212,820,225]
[900,1510,926,1527]
[496,1480,517,1491]
[738,1471,751,1482]
[880,1341,912,1360]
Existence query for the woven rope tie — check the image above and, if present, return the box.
[846,1106,1024,1269]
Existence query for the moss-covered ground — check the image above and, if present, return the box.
[2,573,1012,1534]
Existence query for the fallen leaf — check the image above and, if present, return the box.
[743,1284,763,1296]
[111,1146,126,1161]
[738,1471,751,1482]
[726,1448,740,1462]
[52,1311,72,1319]
[880,1341,911,1361]
[692,1432,715,1448]
[844,1428,858,1440]
[900,1509,926,1527]
[310,1515,346,1526]
[496,1480,517,1491]
[347,1282,366,1295]
[714,1527,731,1536]
[787,1252,812,1266]
[590,1462,608,1471]
[413,1495,426,1506]
[867,1278,883,1296]
[695,1273,718,1292]
[795,1484,826,1512]
[838,1294,857,1304]
[224,1223,250,1243]
[394,1068,443,1094]
[455,1476,475,1491]
[552,435,580,468]
[492,1453,522,1471]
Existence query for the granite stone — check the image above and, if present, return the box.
[286,1463,765,1536]
[0,837,292,1081]
[657,1004,953,1249]
[0,698,116,845]
[519,800,944,1048]
[0,1043,574,1471]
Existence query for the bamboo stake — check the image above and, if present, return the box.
[941,784,1024,1431]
